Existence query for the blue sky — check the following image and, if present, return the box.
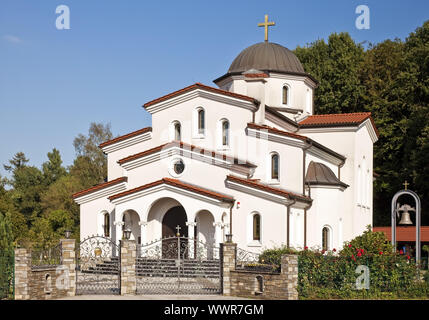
[0,0,428,177]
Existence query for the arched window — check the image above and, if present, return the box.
[271,153,279,180]
[174,122,181,141]
[253,214,261,241]
[198,109,205,134]
[222,120,229,146]
[103,212,110,237]
[322,227,330,251]
[282,85,289,105]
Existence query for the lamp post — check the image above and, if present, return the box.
[226,234,233,243]
[123,229,132,240]
[64,230,71,239]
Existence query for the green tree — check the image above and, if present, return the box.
[72,122,112,185]
[42,148,67,186]
[295,32,366,115]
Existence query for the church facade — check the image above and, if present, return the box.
[73,33,378,254]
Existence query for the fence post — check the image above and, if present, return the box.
[220,242,236,296]
[120,239,136,295]
[280,254,299,300]
[60,239,76,296]
[14,248,31,300]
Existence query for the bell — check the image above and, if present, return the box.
[399,211,413,225]
[398,204,415,225]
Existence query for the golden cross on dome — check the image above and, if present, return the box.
[258,14,275,42]
[175,225,181,237]
[403,180,410,190]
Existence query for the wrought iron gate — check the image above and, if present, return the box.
[76,236,120,295]
[136,236,221,294]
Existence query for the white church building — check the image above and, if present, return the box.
[73,24,378,254]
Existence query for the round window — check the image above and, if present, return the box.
[173,159,185,175]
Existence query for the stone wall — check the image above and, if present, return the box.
[14,239,76,300]
[222,244,299,300]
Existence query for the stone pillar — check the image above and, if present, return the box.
[14,248,31,300]
[281,254,299,300]
[220,242,236,296]
[120,239,136,296]
[114,221,124,245]
[60,239,76,297]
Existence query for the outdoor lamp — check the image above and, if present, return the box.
[226,234,233,243]
[123,229,132,240]
[65,230,71,239]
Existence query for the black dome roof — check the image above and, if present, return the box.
[228,42,305,74]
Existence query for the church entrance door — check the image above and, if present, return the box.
[162,206,188,259]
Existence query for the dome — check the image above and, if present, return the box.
[228,42,305,75]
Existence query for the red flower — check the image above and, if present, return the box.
[321,250,325,254]
[399,250,404,255]
[351,254,356,260]
[333,248,336,252]
[304,246,308,250]
[407,255,410,260]
[357,252,362,257]
[379,251,383,255]
[348,244,352,248]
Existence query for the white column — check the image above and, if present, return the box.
[221,223,230,243]
[213,222,222,247]
[138,221,148,244]
[113,221,124,245]
[186,222,197,259]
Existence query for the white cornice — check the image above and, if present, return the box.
[144,89,257,114]
[119,145,253,176]
[265,112,299,132]
[226,180,310,209]
[360,119,379,143]
[306,146,344,167]
[101,132,152,154]
[226,180,289,205]
[246,127,306,149]
[298,118,378,144]
[247,127,344,166]
[73,182,128,205]
[110,184,231,207]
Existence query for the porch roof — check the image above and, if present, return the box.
[108,177,235,203]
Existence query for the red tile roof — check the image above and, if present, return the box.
[99,127,152,148]
[373,226,429,242]
[247,122,308,141]
[117,140,256,168]
[108,178,234,203]
[226,175,312,203]
[299,112,379,137]
[143,83,258,108]
[247,123,346,161]
[72,177,128,199]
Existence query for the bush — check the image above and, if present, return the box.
[259,227,429,299]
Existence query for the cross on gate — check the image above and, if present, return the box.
[403,180,410,190]
[175,225,181,237]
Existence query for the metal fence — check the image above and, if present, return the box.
[31,243,62,269]
[0,251,14,300]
